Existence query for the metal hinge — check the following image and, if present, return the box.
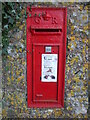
[26,50,32,54]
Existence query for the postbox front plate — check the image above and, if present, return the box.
[27,7,67,108]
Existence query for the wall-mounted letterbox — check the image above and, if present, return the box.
[27,7,67,108]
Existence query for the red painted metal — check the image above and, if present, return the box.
[27,6,67,108]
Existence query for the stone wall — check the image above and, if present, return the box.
[2,2,89,119]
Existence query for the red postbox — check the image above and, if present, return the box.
[27,7,67,108]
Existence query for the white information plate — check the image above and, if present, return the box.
[41,54,58,82]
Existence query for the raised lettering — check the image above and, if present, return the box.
[52,17,58,24]
[34,17,41,24]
